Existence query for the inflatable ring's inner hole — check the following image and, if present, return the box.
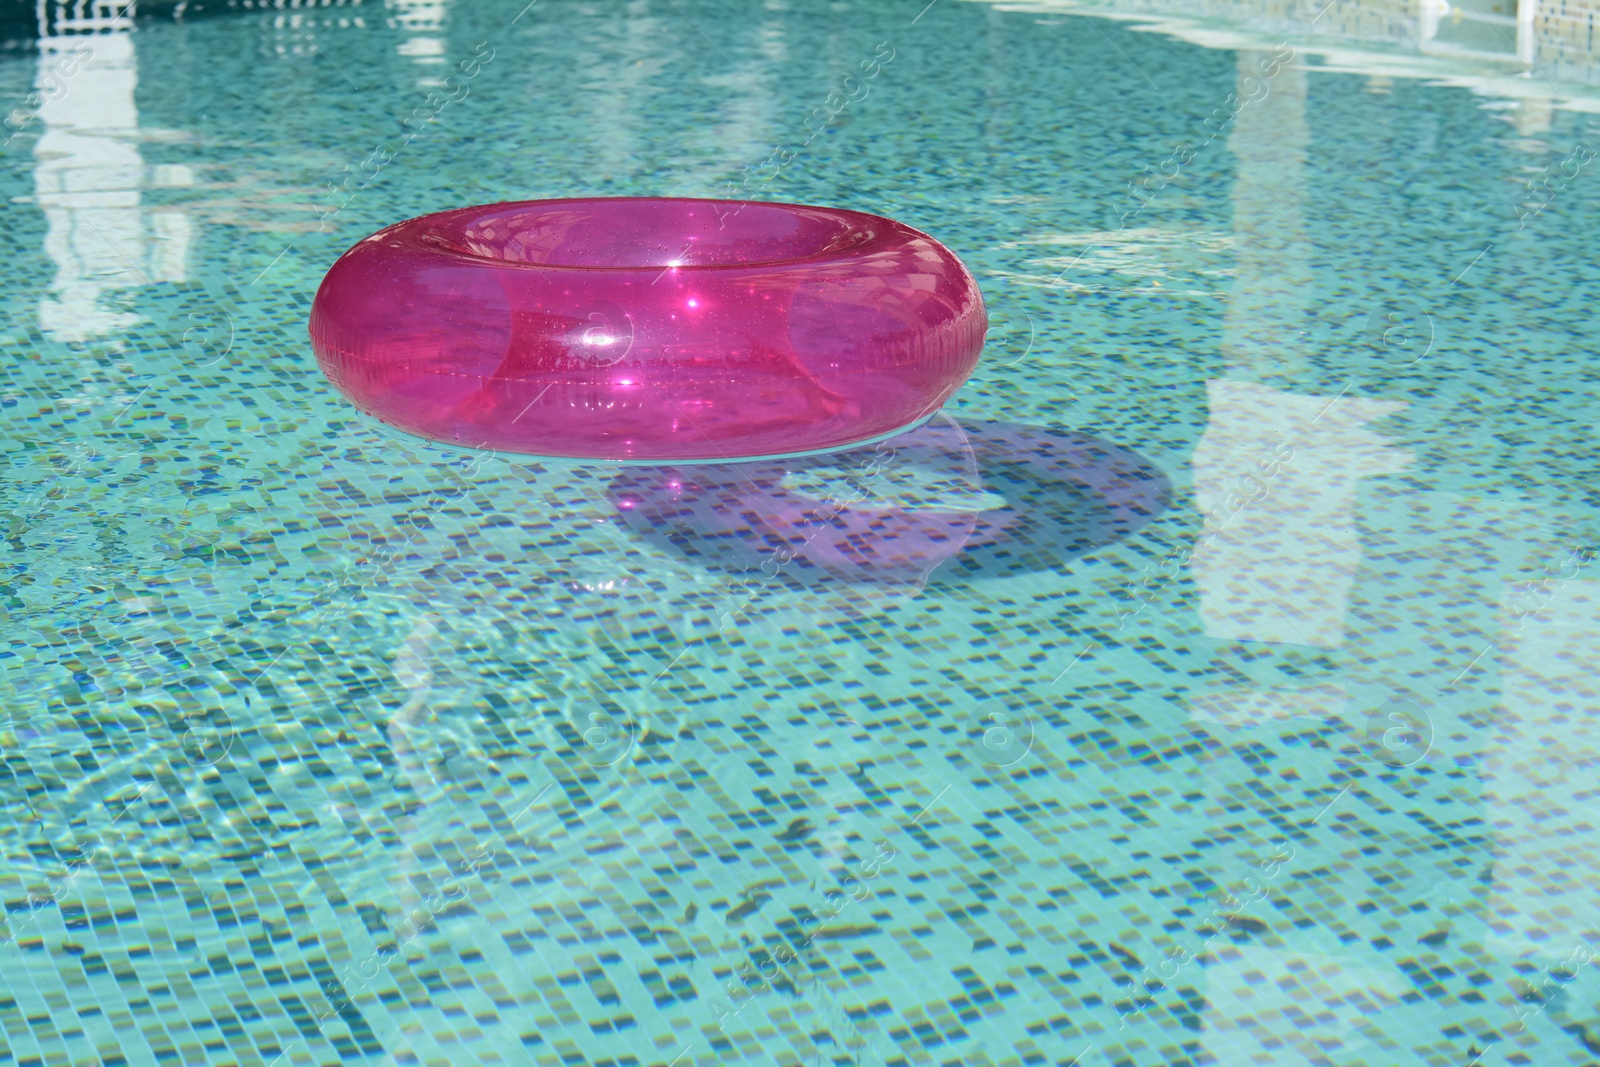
[429,199,873,270]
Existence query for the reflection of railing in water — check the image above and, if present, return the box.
[6,0,381,45]
[34,0,134,37]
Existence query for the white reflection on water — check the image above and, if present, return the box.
[1190,378,1414,650]
[1485,571,1600,964]
[33,28,191,344]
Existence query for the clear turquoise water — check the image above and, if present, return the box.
[3,2,1600,1066]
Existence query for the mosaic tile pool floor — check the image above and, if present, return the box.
[3,1,1600,1065]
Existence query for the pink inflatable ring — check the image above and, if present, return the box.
[308,197,986,461]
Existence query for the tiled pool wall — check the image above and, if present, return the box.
[1536,0,1600,82]
[986,0,1600,85]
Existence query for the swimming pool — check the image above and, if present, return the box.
[2,1,1599,1065]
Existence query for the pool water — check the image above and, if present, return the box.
[2,1,1599,1066]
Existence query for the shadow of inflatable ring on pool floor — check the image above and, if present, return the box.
[603,415,1172,602]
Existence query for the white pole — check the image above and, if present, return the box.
[1417,0,1443,51]
[1517,0,1538,66]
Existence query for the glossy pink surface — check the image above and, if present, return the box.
[308,197,987,460]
